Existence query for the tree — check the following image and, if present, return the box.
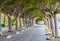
[39,0,60,37]
[0,0,45,31]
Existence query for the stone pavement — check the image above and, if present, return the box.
[0,24,52,41]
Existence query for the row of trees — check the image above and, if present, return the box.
[0,0,60,38]
[43,0,60,38]
[0,0,44,32]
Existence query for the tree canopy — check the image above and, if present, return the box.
[0,0,60,21]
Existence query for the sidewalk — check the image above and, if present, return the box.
[0,24,49,41]
[0,26,33,39]
[0,24,60,41]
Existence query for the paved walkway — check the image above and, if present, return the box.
[0,24,50,41]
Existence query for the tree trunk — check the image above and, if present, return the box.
[50,14,56,37]
[19,17,22,28]
[15,17,18,30]
[32,19,34,26]
[54,14,57,37]
[44,17,50,34]
[47,17,49,28]
[4,14,5,27]
[27,20,29,27]
[8,16,12,32]
[47,17,52,33]
[30,21,31,26]
[23,18,26,27]
[26,19,28,27]
[0,14,2,35]
[29,19,31,26]
[27,19,29,27]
